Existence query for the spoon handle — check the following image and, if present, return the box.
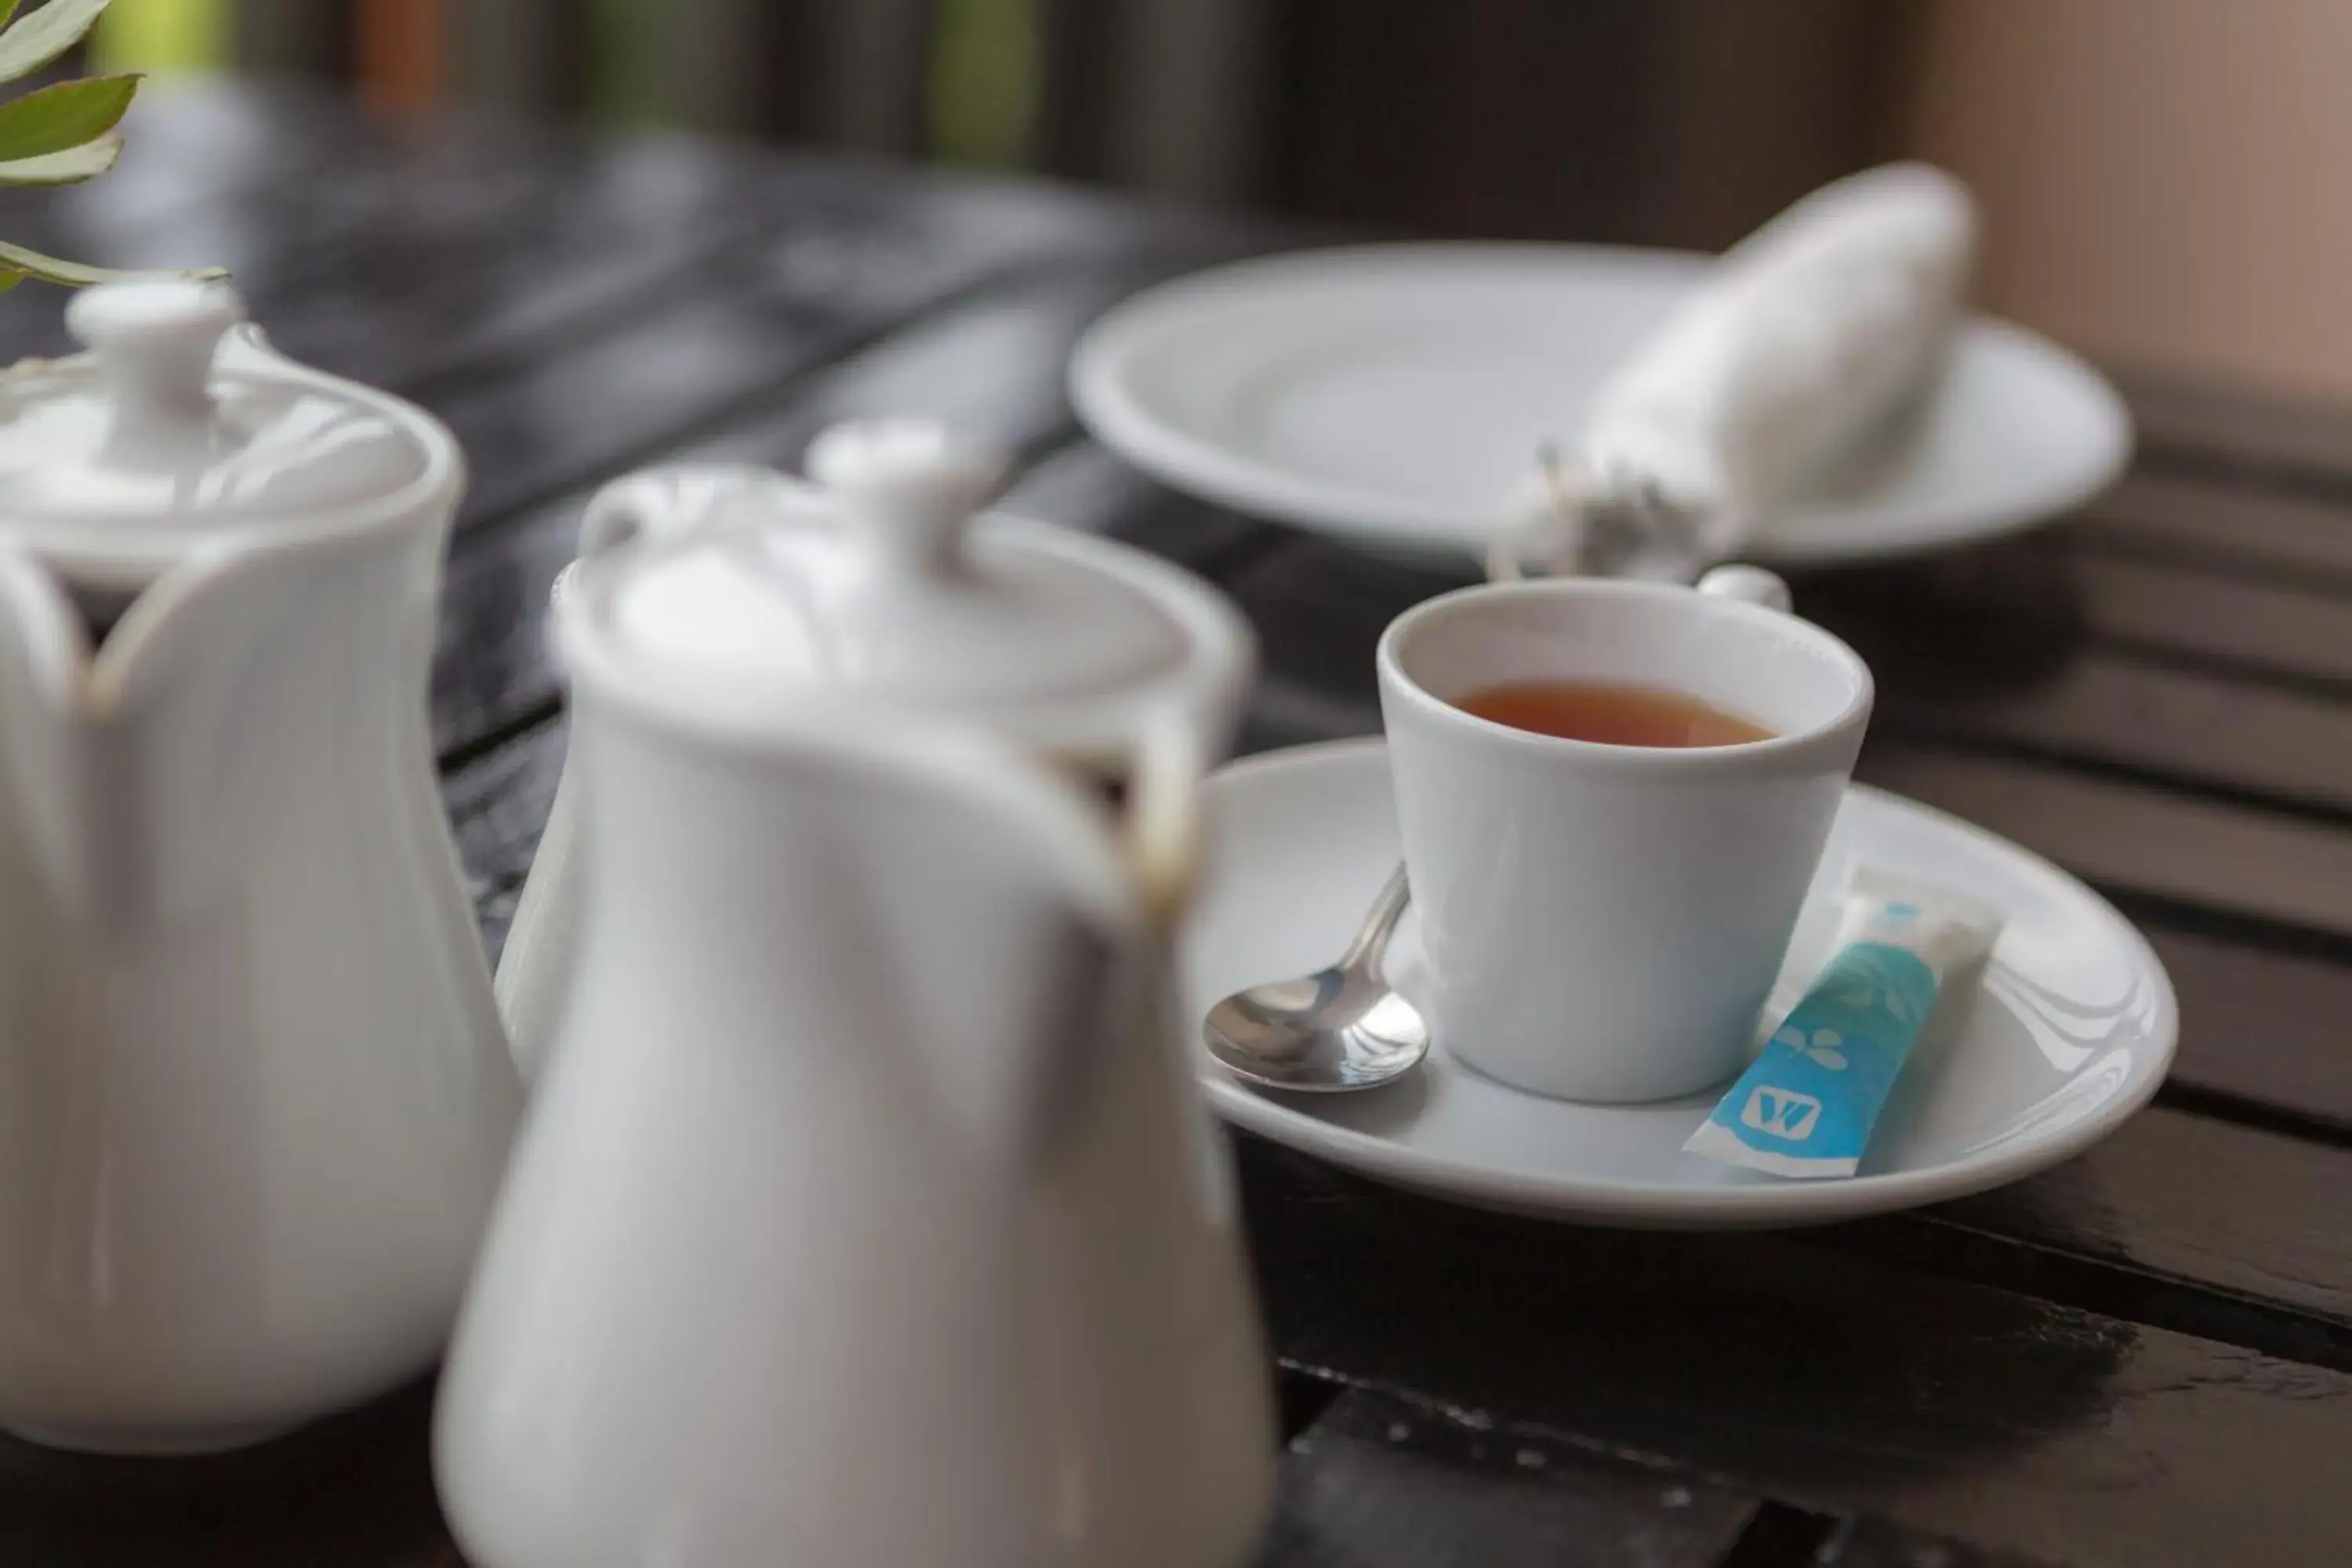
[1338,863,1412,978]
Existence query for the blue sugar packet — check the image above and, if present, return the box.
[1686,869,2004,1179]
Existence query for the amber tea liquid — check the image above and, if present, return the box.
[1452,680,1774,748]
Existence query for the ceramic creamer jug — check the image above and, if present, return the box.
[0,281,521,1454]
[444,419,1273,1566]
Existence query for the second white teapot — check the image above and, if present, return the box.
[438,481,1273,1562]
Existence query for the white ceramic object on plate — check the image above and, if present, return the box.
[0,281,521,1451]
[447,420,1274,1567]
[1379,569,1870,1102]
[1072,243,2132,568]
[1181,739,2176,1229]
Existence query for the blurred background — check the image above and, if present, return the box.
[83,0,2352,409]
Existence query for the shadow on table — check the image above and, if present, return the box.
[0,1377,452,1566]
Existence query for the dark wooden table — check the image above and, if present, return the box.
[7,82,2351,1568]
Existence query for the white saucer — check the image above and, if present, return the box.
[1073,244,2132,568]
[1181,739,2176,1229]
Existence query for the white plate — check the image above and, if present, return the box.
[1074,243,2133,568]
[1181,739,2176,1229]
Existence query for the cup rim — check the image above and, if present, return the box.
[1376,577,1874,771]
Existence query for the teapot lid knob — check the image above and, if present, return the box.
[0,278,439,569]
[806,417,1011,574]
[67,278,245,441]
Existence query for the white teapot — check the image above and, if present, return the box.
[0,281,521,1453]
[447,419,1273,1566]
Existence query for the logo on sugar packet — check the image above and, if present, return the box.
[1739,1086,1822,1141]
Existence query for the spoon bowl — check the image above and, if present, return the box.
[1202,866,1428,1092]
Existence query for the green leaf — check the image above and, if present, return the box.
[0,5,21,35]
[0,73,137,163]
[0,127,115,184]
[0,238,223,289]
[0,0,114,85]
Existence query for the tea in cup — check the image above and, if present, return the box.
[1375,566,1872,1102]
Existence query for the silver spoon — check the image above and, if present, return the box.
[1203,865,1428,1091]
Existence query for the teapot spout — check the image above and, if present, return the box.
[905,739,1143,1171]
[822,720,1145,1173]
[580,705,1145,1173]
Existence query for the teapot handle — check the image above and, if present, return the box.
[1120,705,1210,932]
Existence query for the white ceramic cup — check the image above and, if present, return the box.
[1376,566,1873,1103]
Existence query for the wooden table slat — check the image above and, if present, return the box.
[1000,440,1288,572]
[1251,1388,1756,1568]
[1242,1138,2352,1568]
[2132,924,2352,1123]
[2118,370,2352,494]
[1816,1515,2053,1566]
[426,259,1264,759]
[2073,470,2352,588]
[1869,647,2352,824]
[1894,1105,2352,1366]
[1928,546,2352,696]
[1856,739,2352,941]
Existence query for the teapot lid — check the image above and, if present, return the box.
[0,278,437,579]
[579,419,1215,745]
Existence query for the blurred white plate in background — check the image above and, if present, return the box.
[1073,243,2132,568]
